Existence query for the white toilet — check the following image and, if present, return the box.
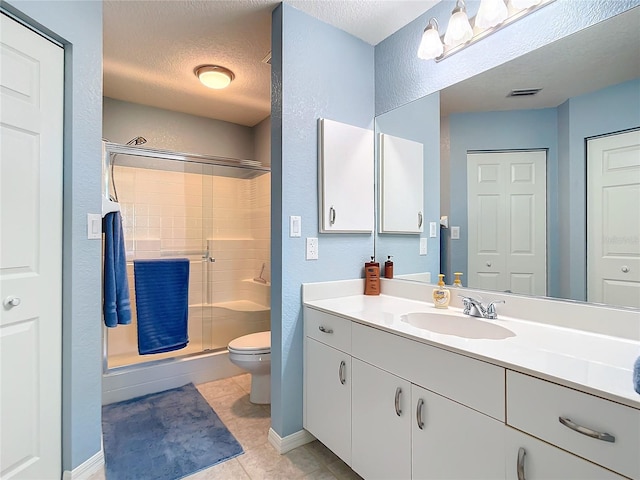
[227,331,271,404]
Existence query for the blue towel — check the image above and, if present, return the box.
[133,258,190,355]
[103,212,132,327]
[634,356,640,395]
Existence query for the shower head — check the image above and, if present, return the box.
[126,136,147,146]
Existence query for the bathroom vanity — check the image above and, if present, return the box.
[302,280,640,480]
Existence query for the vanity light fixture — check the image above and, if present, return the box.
[195,65,235,89]
[418,18,444,60]
[443,0,473,47]
[418,0,555,62]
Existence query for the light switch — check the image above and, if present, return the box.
[429,222,437,238]
[87,213,102,240]
[420,238,428,255]
[290,216,301,237]
[451,226,460,240]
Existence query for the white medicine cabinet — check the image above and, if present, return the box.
[318,118,374,233]
[379,133,424,234]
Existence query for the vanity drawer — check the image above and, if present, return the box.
[506,371,640,479]
[304,307,351,353]
[352,322,505,421]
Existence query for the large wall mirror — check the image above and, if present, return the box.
[375,7,640,310]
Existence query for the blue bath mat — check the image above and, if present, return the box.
[102,383,243,480]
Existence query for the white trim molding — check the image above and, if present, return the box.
[268,427,315,454]
[62,449,104,480]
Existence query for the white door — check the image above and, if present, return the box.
[1,14,63,479]
[587,130,640,308]
[351,359,411,480]
[467,151,547,295]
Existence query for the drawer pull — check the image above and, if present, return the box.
[517,447,526,480]
[416,398,425,430]
[338,360,346,385]
[318,326,333,334]
[394,387,402,416]
[558,416,616,443]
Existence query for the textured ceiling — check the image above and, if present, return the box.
[440,7,640,116]
[103,0,441,127]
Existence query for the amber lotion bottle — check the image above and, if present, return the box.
[364,256,380,295]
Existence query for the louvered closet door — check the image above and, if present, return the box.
[0,13,64,479]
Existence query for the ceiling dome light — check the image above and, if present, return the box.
[195,65,235,89]
[475,0,508,29]
[417,18,444,60]
[444,0,473,47]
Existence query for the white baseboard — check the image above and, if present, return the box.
[268,427,315,454]
[62,449,104,480]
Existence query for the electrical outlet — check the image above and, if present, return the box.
[419,237,428,255]
[429,222,437,238]
[451,226,460,240]
[306,237,319,260]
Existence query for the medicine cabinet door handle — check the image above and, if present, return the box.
[329,206,336,226]
[558,416,615,443]
[517,447,526,480]
[394,387,402,416]
[418,212,423,229]
[318,326,333,334]
[338,360,346,385]
[416,398,425,430]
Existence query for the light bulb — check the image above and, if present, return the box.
[417,19,444,60]
[475,0,508,29]
[444,7,473,47]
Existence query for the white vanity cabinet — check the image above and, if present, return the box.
[351,358,412,479]
[506,371,639,479]
[412,384,505,480]
[303,309,352,464]
[504,428,623,480]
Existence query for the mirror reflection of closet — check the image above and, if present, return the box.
[375,7,640,309]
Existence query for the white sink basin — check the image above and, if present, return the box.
[400,311,515,340]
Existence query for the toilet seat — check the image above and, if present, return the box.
[228,331,270,355]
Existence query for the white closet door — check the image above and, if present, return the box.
[1,13,63,479]
[467,151,546,295]
[587,130,640,308]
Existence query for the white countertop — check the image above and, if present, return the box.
[304,294,640,409]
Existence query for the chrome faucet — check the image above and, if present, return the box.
[459,296,505,320]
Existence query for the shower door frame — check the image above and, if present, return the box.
[101,142,270,374]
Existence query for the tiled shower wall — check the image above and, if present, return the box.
[107,163,270,362]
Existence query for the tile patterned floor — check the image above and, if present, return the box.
[91,374,363,480]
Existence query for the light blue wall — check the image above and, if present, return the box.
[375,93,440,279]
[447,108,558,293]
[558,78,640,300]
[271,3,375,437]
[3,0,103,471]
[375,0,638,115]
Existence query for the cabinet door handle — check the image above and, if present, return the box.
[416,398,425,430]
[329,206,336,225]
[418,212,423,229]
[517,447,526,480]
[318,326,333,334]
[394,387,402,416]
[558,416,615,443]
[338,360,346,385]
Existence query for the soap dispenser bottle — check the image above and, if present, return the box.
[384,256,394,279]
[432,274,451,309]
[364,256,380,296]
[453,272,463,287]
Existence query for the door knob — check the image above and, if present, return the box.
[621,266,630,273]
[3,296,21,308]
